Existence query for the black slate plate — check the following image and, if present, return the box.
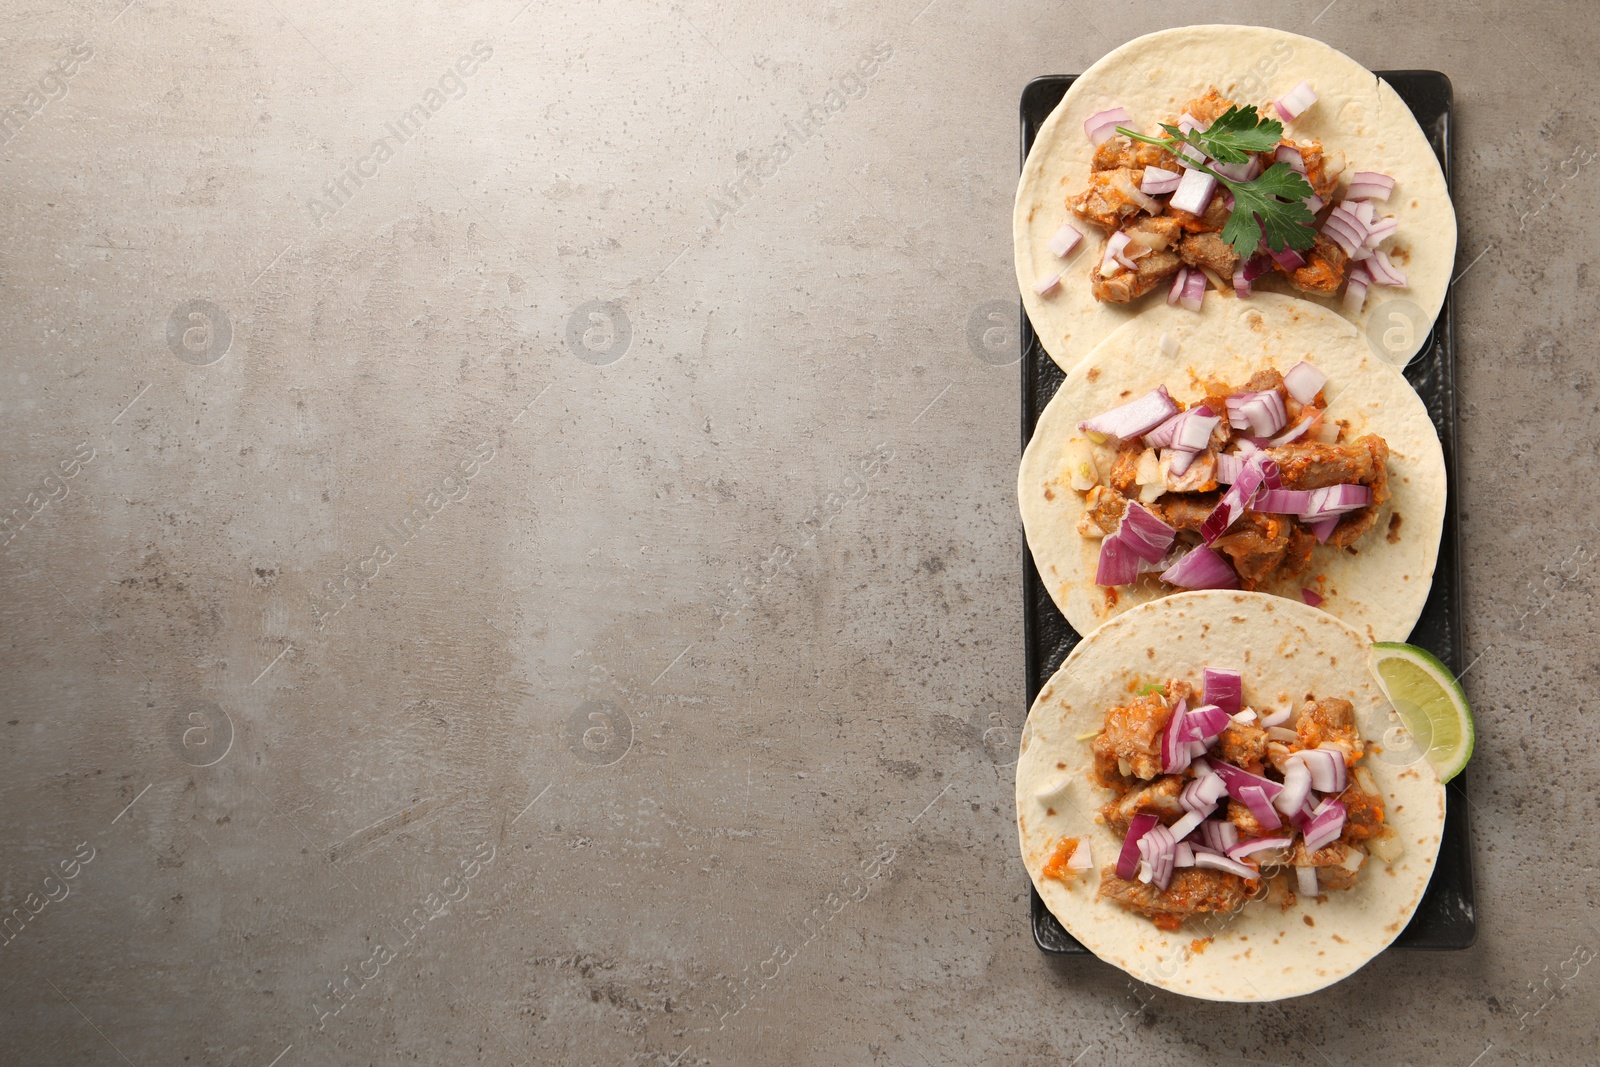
[1019,72,1475,956]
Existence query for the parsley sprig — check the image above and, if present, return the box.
[1115,105,1318,259]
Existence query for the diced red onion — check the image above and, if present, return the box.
[1174,407,1220,452]
[1116,813,1160,879]
[1350,200,1376,227]
[1167,267,1190,307]
[1170,167,1218,216]
[1080,385,1178,440]
[1177,112,1208,134]
[1346,171,1395,201]
[1159,332,1179,357]
[1211,157,1260,183]
[1212,760,1285,803]
[1252,488,1313,514]
[1363,216,1398,249]
[1274,81,1318,121]
[1366,249,1408,287]
[1085,106,1132,146]
[1200,452,1270,543]
[1180,270,1207,312]
[1203,667,1242,714]
[1193,851,1260,879]
[1242,253,1274,283]
[1101,231,1135,275]
[1226,390,1288,436]
[1274,759,1313,816]
[1214,451,1243,485]
[1095,533,1141,587]
[1238,784,1283,830]
[1190,756,1211,777]
[1118,502,1178,564]
[1274,144,1306,174]
[1321,209,1367,259]
[1161,697,1192,775]
[1138,824,1177,889]
[1302,483,1371,518]
[1268,414,1317,446]
[1174,842,1195,867]
[1166,448,1195,476]
[1266,725,1299,743]
[1168,809,1207,842]
[1299,748,1347,793]
[1067,840,1094,870]
[1232,259,1252,298]
[1296,866,1319,896]
[1258,706,1292,728]
[1301,587,1324,607]
[1283,361,1326,404]
[1303,192,1325,214]
[1048,222,1083,258]
[1268,243,1306,272]
[1342,266,1369,313]
[1226,835,1294,862]
[1033,272,1062,295]
[1308,515,1340,543]
[1301,799,1347,852]
[1159,545,1239,590]
[1232,709,1257,724]
[1141,165,1183,195]
[1184,704,1231,742]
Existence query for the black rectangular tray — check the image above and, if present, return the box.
[1021,71,1476,955]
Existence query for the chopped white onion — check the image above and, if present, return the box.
[1048,222,1083,258]
[1084,106,1132,146]
[1283,361,1327,404]
[1274,81,1318,121]
[1170,167,1217,216]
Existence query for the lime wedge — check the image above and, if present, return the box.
[1368,642,1475,783]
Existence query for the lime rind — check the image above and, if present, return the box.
[1369,641,1475,783]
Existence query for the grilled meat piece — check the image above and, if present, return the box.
[1227,797,1279,839]
[1097,866,1251,931]
[1150,491,1221,533]
[1182,87,1238,126]
[1109,441,1146,496]
[1092,692,1174,785]
[1294,697,1363,762]
[1101,775,1185,835]
[1211,511,1293,588]
[1268,435,1391,548]
[1093,135,1172,172]
[1280,137,1341,201]
[1291,840,1365,892]
[1340,781,1387,843]
[1286,232,1349,294]
[1216,720,1268,774]
[1091,249,1182,304]
[1078,484,1129,538]
[1179,231,1241,277]
[1170,189,1230,233]
[1165,450,1218,493]
[1125,214,1183,251]
[1071,167,1153,229]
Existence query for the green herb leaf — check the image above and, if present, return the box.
[1192,105,1285,162]
[1220,162,1318,258]
[1137,682,1167,697]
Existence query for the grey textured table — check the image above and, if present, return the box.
[2,2,1596,1064]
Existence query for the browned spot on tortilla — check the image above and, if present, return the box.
[1303,914,1315,927]
[1345,546,1359,554]
[1332,934,1348,944]
[1391,245,1411,265]
[1387,920,1401,932]
[1087,367,1101,382]
[1106,587,1119,608]
[1329,656,1337,666]
[1201,622,1210,635]
[1056,761,1067,770]
[1119,389,1132,399]
[1046,807,1056,817]
[1146,647,1155,660]
[1190,937,1211,954]
[1044,485,1056,501]
[1387,512,1403,543]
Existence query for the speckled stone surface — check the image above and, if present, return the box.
[2,1,1596,1063]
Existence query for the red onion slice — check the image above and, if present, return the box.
[1303,192,1325,214]
[1307,515,1340,543]
[1242,252,1274,283]
[1366,249,1408,287]
[1363,216,1398,248]
[1170,167,1218,216]
[1283,361,1326,404]
[1177,112,1209,134]
[1226,835,1295,862]
[1346,171,1395,201]
[1159,545,1239,590]
[1138,824,1178,889]
[1067,841,1094,870]
[1079,385,1178,441]
[1167,267,1189,307]
[1117,502,1178,564]
[1252,488,1313,514]
[1115,813,1160,879]
[1342,266,1370,313]
[1268,244,1306,272]
[1048,222,1084,258]
[1178,269,1207,313]
[1300,587,1324,607]
[1296,866,1319,897]
[1274,81,1318,121]
[1268,414,1317,446]
[1161,697,1192,774]
[1184,704,1231,741]
[1200,452,1270,543]
[1238,784,1283,830]
[1301,799,1347,852]
[1085,106,1132,146]
[1302,483,1371,518]
[1258,706,1292,728]
[1274,144,1306,174]
[1203,667,1242,714]
[1095,532,1141,587]
[1193,852,1260,879]
[1033,272,1062,295]
[1212,760,1286,802]
[1225,390,1288,437]
[1274,759,1313,816]
[1168,809,1207,843]
[1174,842,1195,868]
[1211,157,1261,183]
[1101,231,1134,275]
[1214,451,1243,485]
[1141,165,1183,195]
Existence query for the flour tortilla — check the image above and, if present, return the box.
[1019,293,1444,644]
[1015,25,1455,372]
[1016,590,1446,1001]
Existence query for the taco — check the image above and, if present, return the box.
[1015,25,1455,371]
[1019,293,1444,644]
[1016,590,1446,1001]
